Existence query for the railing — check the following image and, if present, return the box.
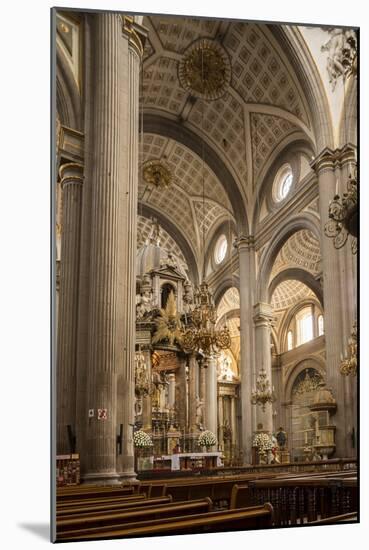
[214,458,357,477]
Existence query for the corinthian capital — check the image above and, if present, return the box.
[253,302,275,327]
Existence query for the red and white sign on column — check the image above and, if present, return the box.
[97,408,108,420]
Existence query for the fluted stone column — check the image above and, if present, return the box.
[311,149,350,457]
[176,355,187,433]
[218,395,224,449]
[82,13,145,484]
[168,373,176,409]
[253,303,274,433]
[230,396,237,446]
[57,162,84,454]
[236,236,256,464]
[188,354,198,432]
[141,347,152,432]
[205,355,218,436]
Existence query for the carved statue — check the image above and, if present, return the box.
[276,426,287,450]
[321,28,357,90]
[223,420,232,441]
[218,353,233,381]
[183,280,194,314]
[195,396,204,429]
[136,287,153,320]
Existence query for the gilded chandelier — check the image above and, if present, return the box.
[340,322,357,376]
[181,281,231,363]
[324,169,357,254]
[251,368,276,412]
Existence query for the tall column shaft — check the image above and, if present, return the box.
[312,150,350,456]
[253,303,274,433]
[141,348,152,431]
[218,395,224,449]
[56,163,84,454]
[188,354,198,431]
[83,14,143,483]
[236,236,256,464]
[231,396,237,446]
[176,356,187,433]
[205,356,218,436]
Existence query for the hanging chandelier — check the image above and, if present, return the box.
[181,281,231,362]
[340,321,357,376]
[324,169,357,254]
[251,368,276,412]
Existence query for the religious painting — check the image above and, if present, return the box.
[52,5,358,543]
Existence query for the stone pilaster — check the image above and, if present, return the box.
[81,13,145,484]
[175,355,187,434]
[230,396,237,447]
[311,148,351,457]
[205,355,218,436]
[235,235,256,464]
[56,162,84,454]
[253,302,275,433]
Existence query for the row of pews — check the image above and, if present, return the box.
[56,468,357,541]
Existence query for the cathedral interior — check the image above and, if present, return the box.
[54,9,358,540]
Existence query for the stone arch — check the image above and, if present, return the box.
[270,25,334,152]
[339,77,357,147]
[252,137,316,232]
[213,280,240,309]
[142,113,249,235]
[205,219,237,277]
[139,202,200,285]
[278,296,324,354]
[268,268,323,306]
[257,213,321,303]
[56,44,82,130]
[284,355,326,404]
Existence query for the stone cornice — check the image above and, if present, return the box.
[310,143,357,174]
[234,235,255,251]
[58,125,84,163]
[253,302,275,327]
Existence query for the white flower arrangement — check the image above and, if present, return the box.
[253,432,273,452]
[198,430,217,448]
[133,430,153,448]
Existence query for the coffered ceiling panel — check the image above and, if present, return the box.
[251,112,300,185]
[271,279,315,311]
[152,16,219,53]
[137,215,188,269]
[270,229,321,281]
[217,287,240,321]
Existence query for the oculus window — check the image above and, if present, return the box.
[272,163,293,203]
[214,234,228,264]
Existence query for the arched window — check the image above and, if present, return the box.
[214,234,228,264]
[287,330,294,351]
[318,314,324,336]
[161,283,175,309]
[296,306,313,346]
[272,163,293,203]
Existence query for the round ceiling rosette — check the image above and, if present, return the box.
[178,38,232,101]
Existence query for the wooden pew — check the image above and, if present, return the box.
[57,498,213,538]
[247,476,357,526]
[57,496,172,518]
[57,485,138,501]
[57,493,147,510]
[308,511,358,525]
[57,503,273,541]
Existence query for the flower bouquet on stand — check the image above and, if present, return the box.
[133,430,154,471]
[198,430,217,452]
[252,432,273,464]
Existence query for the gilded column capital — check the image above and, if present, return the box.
[59,162,84,189]
[253,302,275,327]
[121,15,148,58]
[234,234,255,251]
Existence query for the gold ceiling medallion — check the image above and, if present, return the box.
[178,38,231,101]
[143,160,173,189]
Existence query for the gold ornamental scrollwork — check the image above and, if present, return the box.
[143,159,173,189]
[121,15,145,58]
[178,38,231,101]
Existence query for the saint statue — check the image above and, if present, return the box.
[276,426,287,450]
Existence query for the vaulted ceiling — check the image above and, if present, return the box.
[139,15,317,276]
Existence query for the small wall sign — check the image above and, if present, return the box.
[97,408,108,420]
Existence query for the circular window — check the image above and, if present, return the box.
[272,164,293,203]
[214,234,228,264]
